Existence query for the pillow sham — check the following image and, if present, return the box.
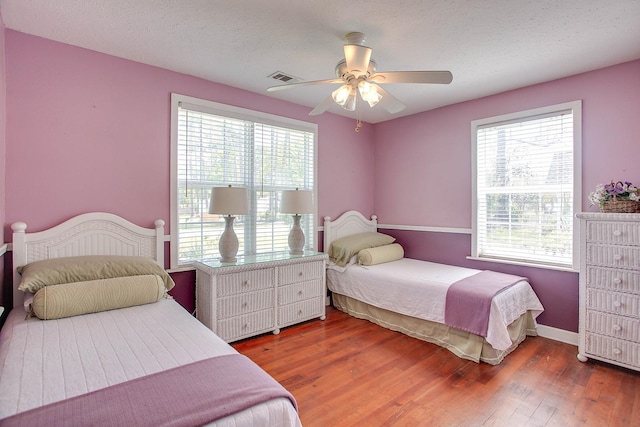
[357,243,405,266]
[29,275,166,320]
[17,255,175,293]
[328,232,396,267]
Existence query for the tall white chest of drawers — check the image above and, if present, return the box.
[194,251,328,343]
[576,212,640,371]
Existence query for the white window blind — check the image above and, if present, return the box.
[171,95,316,267]
[472,101,581,269]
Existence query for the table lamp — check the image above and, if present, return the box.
[281,189,313,255]
[209,185,248,262]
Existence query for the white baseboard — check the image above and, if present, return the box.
[536,324,578,346]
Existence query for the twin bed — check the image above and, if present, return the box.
[0,213,301,426]
[324,211,544,365]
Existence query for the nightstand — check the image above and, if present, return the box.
[194,251,328,342]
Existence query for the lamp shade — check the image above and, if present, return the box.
[281,189,313,214]
[209,186,249,215]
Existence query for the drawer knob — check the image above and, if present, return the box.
[613,254,622,261]
[613,301,622,308]
[613,348,621,355]
[244,280,251,286]
[613,277,622,285]
[242,302,248,308]
[298,290,303,296]
[243,323,250,329]
[613,324,622,332]
[613,230,622,237]
[298,271,303,277]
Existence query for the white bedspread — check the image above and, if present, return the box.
[327,258,544,350]
[0,299,301,427]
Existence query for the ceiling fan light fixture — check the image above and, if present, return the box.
[358,81,383,107]
[332,85,351,105]
[332,85,357,111]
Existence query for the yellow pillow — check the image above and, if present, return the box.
[18,256,175,293]
[328,232,396,267]
[30,275,166,320]
[358,243,404,266]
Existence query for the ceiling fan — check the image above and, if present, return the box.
[267,32,453,118]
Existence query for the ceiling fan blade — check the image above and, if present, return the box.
[344,44,372,76]
[309,94,336,116]
[374,85,406,114]
[370,70,453,84]
[267,78,343,92]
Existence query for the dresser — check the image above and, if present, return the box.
[576,212,640,371]
[194,251,328,342]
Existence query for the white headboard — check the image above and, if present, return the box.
[11,212,165,308]
[323,210,378,252]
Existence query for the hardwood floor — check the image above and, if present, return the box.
[233,306,640,427]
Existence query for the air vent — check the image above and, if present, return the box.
[268,71,301,84]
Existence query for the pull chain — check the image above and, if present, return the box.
[355,97,363,132]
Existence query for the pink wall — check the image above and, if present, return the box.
[0,14,7,307]
[374,60,640,332]
[374,60,640,227]
[4,30,375,237]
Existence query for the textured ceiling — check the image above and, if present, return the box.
[2,0,640,123]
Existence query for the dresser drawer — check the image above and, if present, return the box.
[586,266,640,295]
[217,289,274,319]
[586,289,640,318]
[278,279,323,305]
[217,268,275,297]
[280,260,324,285]
[278,297,324,325]
[586,244,640,271]
[217,310,275,342]
[585,220,640,246]
[585,333,640,368]
[585,311,640,342]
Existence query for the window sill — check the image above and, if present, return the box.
[465,256,577,273]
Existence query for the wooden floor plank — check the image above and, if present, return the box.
[233,307,640,427]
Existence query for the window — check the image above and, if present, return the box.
[170,94,317,268]
[472,101,581,270]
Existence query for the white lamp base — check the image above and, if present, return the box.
[288,214,305,255]
[219,215,239,263]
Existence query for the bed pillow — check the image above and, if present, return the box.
[357,243,405,266]
[29,275,166,320]
[328,232,396,267]
[17,255,175,293]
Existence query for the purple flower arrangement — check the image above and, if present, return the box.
[589,181,640,207]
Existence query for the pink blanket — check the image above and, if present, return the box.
[444,270,526,337]
[1,354,297,426]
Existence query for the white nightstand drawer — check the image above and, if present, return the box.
[586,244,640,271]
[585,333,640,367]
[217,268,275,297]
[217,310,276,342]
[586,266,640,295]
[586,311,640,343]
[279,297,324,325]
[586,220,640,246]
[586,289,640,318]
[280,261,323,285]
[217,289,275,319]
[278,279,324,305]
